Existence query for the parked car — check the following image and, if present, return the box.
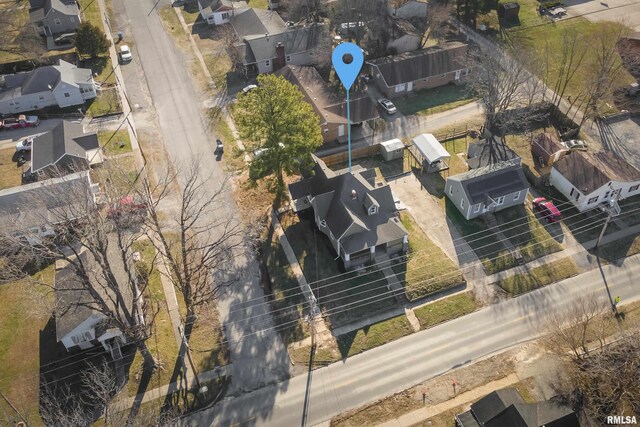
[15,138,34,151]
[378,98,397,114]
[532,197,562,223]
[120,45,132,62]
[562,139,588,151]
[0,115,40,130]
[242,84,258,94]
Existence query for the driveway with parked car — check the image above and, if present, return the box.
[0,118,63,149]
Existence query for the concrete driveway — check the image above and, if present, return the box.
[564,0,640,31]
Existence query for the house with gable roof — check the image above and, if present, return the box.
[197,0,248,25]
[288,155,408,269]
[0,60,96,115]
[29,0,80,37]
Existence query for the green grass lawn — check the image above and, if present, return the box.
[82,56,117,85]
[393,84,476,117]
[509,18,635,114]
[336,315,414,358]
[99,129,132,155]
[181,1,203,25]
[281,212,398,328]
[247,0,269,9]
[413,293,477,329]
[261,227,309,346]
[0,148,22,190]
[494,257,579,295]
[0,266,54,425]
[86,88,122,117]
[494,205,563,262]
[127,239,180,397]
[445,198,518,275]
[78,0,101,26]
[393,211,465,301]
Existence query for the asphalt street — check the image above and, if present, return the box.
[116,0,291,393]
[188,253,640,426]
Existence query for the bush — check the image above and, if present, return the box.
[76,22,109,58]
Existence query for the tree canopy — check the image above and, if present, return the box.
[76,21,110,58]
[235,74,323,199]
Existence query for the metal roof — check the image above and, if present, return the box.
[412,133,451,163]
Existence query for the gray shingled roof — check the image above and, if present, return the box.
[288,156,407,255]
[448,161,529,205]
[0,171,93,231]
[244,24,323,62]
[29,0,78,19]
[0,60,87,102]
[230,8,286,38]
[31,120,99,174]
[553,149,640,194]
[367,42,468,86]
[471,388,525,425]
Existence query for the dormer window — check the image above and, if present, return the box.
[368,205,378,215]
[320,219,327,227]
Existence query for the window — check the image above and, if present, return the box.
[496,196,505,205]
[286,55,291,62]
[603,191,610,199]
[513,191,520,201]
[474,204,481,213]
[265,60,270,67]
[460,199,465,210]
[368,205,378,215]
[64,93,70,97]
[570,188,575,196]
[629,184,640,192]
[221,12,229,19]
[448,185,453,196]
[319,219,327,227]
[588,196,599,204]
[39,95,45,100]
[54,18,61,25]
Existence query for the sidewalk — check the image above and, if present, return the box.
[375,374,520,427]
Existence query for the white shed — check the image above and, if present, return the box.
[411,133,451,173]
[380,138,405,161]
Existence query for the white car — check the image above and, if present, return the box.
[378,98,397,114]
[562,139,588,151]
[120,45,132,62]
[15,138,34,151]
[242,84,258,93]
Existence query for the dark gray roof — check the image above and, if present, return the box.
[448,161,529,205]
[276,65,379,125]
[55,251,101,341]
[367,42,468,86]
[553,149,640,194]
[31,120,99,174]
[456,410,481,427]
[244,24,323,62]
[0,171,93,231]
[467,137,520,169]
[230,8,286,38]
[288,155,407,255]
[471,388,525,425]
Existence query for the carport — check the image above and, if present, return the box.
[409,133,451,173]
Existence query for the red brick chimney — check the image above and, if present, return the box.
[275,42,286,70]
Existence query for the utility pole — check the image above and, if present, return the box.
[178,323,204,395]
[595,190,622,314]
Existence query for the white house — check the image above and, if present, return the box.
[0,59,96,114]
[388,0,428,19]
[197,0,248,25]
[550,150,640,212]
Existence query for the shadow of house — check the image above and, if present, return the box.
[24,120,103,181]
[288,155,408,270]
[456,387,579,427]
[276,65,379,144]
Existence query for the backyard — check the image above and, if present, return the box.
[393,84,476,117]
[393,211,466,301]
[280,211,399,328]
[99,129,132,155]
[0,148,22,190]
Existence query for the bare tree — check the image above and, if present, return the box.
[40,380,88,426]
[411,2,450,48]
[280,0,324,22]
[137,161,248,328]
[0,2,46,61]
[81,361,120,426]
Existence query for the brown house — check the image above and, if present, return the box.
[276,65,379,143]
[366,42,469,98]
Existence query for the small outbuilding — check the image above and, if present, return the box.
[410,133,451,173]
[380,138,405,161]
[498,2,520,25]
[531,133,567,167]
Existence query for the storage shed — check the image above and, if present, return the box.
[410,133,451,173]
[380,138,405,161]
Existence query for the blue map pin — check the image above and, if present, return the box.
[332,43,364,91]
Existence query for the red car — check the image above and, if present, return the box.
[107,196,148,219]
[0,115,40,130]
[532,197,562,223]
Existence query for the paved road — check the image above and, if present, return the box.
[188,252,640,426]
[116,0,291,394]
[565,0,640,32]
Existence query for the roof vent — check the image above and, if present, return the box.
[351,189,357,199]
